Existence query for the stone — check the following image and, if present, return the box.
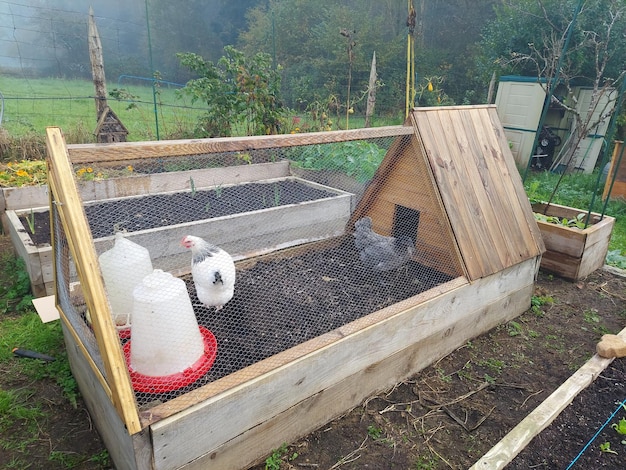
[596,334,626,358]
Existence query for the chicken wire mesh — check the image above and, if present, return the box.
[52,132,464,413]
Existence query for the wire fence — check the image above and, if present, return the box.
[0,1,211,141]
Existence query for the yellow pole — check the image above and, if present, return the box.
[405,33,411,118]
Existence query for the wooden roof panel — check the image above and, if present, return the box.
[412,105,544,280]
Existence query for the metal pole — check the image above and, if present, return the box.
[145,0,160,140]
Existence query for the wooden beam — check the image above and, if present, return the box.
[88,7,108,120]
[66,126,414,163]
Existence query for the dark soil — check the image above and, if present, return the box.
[4,196,626,469]
[20,179,337,245]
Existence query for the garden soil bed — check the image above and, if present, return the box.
[1,244,625,468]
[20,179,338,246]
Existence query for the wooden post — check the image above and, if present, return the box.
[88,7,108,121]
[365,52,377,127]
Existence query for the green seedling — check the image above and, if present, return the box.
[189,176,196,197]
[26,209,36,234]
[611,417,626,435]
[600,441,618,454]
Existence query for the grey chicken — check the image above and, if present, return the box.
[353,216,415,272]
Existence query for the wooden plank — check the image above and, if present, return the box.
[603,141,626,200]
[46,127,142,434]
[78,161,291,202]
[470,326,626,470]
[539,250,581,280]
[536,220,587,258]
[1,185,49,211]
[152,258,538,470]
[67,126,414,164]
[470,107,537,261]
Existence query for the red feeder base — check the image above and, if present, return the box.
[123,326,217,393]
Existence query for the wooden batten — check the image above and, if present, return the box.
[603,141,626,200]
[66,126,414,164]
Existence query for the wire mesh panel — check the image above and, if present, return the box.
[50,127,466,423]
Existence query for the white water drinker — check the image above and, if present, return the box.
[99,232,153,328]
[130,269,205,377]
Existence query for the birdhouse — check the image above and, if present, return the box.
[94,106,128,143]
[44,105,543,470]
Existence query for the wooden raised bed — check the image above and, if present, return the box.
[5,164,353,297]
[533,202,615,281]
[46,106,545,470]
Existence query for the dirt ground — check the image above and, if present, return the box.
[1,229,625,469]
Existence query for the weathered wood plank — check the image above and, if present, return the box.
[470,326,626,470]
[67,126,414,163]
[413,110,495,278]
[486,107,545,254]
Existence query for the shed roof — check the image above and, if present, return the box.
[411,105,544,280]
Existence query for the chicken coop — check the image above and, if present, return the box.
[46,105,544,470]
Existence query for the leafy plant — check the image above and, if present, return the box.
[534,211,587,229]
[367,424,383,440]
[289,140,386,183]
[611,417,626,436]
[600,441,618,454]
[178,46,285,137]
[531,295,554,317]
[265,443,288,470]
[506,321,523,337]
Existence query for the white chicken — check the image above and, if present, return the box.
[353,216,415,272]
[181,235,236,311]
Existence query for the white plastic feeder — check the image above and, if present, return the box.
[99,232,153,331]
[128,269,212,389]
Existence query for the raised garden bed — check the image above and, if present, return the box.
[533,202,615,281]
[6,170,353,296]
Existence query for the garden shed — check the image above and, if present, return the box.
[495,75,615,172]
[45,104,544,470]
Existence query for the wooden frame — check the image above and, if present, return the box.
[46,106,544,469]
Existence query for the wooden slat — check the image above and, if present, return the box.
[67,126,414,163]
[46,127,142,434]
[464,108,531,262]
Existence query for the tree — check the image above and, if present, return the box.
[480,0,626,172]
[177,45,284,137]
